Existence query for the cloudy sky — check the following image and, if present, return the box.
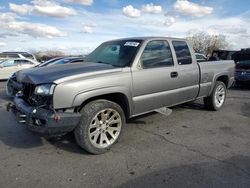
[0,0,249,54]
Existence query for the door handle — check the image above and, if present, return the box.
[170,72,178,78]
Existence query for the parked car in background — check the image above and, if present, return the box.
[232,49,250,83]
[37,57,84,67]
[0,52,37,61]
[8,37,235,154]
[6,57,84,96]
[36,57,64,67]
[212,50,237,60]
[0,58,39,80]
[195,53,207,62]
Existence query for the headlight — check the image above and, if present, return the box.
[34,84,56,95]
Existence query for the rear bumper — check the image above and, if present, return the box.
[8,97,81,135]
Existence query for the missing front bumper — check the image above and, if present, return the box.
[8,97,82,135]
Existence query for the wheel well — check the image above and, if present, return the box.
[77,93,130,118]
[216,75,229,87]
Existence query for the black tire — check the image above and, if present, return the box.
[204,81,227,111]
[74,99,125,154]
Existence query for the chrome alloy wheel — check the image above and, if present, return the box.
[88,108,122,149]
[214,85,225,108]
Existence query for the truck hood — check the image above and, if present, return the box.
[16,62,122,85]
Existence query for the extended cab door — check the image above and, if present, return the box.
[131,40,180,115]
[171,40,200,102]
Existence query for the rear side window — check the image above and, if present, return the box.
[172,41,192,65]
[141,40,174,68]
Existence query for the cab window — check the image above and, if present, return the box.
[141,40,174,68]
[172,41,192,65]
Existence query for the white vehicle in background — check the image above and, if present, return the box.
[0,58,39,80]
[0,52,37,62]
[195,53,207,62]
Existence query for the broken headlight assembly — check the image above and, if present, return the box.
[34,84,56,96]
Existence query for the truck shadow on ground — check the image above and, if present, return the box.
[0,84,46,150]
[173,102,206,111]
[119,155,250,188]
[45,132,91,155]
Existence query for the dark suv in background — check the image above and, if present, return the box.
[232,49,250,84]
[213,50,237,60]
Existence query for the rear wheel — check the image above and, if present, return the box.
[204,81,227,111]
[74,99,125,154]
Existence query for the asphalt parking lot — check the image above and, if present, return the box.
[0,81,249,188]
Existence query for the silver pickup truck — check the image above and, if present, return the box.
[8,37,235,154]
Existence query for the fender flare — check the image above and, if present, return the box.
[72,86,133,116]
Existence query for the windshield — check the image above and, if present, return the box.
[85,40,142,67]
[1,60,15,67]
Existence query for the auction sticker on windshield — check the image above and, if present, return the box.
[124,42,140,47]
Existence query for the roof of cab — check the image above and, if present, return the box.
[108,36,187,42]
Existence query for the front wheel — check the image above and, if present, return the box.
[204,81,227,111]
[74,99,125,154]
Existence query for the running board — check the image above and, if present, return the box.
[155,107,172,117]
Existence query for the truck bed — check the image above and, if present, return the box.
[197,60,235,98]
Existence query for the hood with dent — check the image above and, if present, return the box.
[16,62,121,85]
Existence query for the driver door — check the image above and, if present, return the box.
[131,40,179,115]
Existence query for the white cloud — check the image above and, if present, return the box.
[0,12,16,22]
[9,3,32,15]
[174,0,213,17]
[7,22,66,38]
[31,0,56,6]
[0,11,66,38]
[123,5,141,18]
[9,1,77,18]
[3,3,250,53]
[142,3,162,14]
[83,23,96,33]
[65,0,93,6]
[0,42,6,47]
[164,16,176,26]
[0,32,18,38]
[33,4,77,18]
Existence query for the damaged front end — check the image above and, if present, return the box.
[7,79,81,136]
[22,83,54,108]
